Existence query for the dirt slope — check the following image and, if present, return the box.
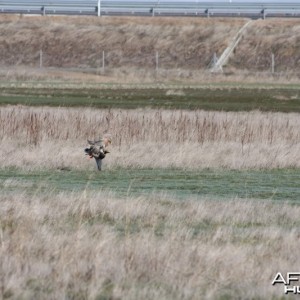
[230,19,300,72]
[0,15,299,72]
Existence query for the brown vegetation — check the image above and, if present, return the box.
[0,191,297,299]
[0,14,299,76]
[230,19,300,72]
[0,106,299,170]
[0,15,245,70]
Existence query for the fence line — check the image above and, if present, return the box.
[6,49,296,75]
[28,50,297,74]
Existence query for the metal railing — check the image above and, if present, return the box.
[0,1,300,18]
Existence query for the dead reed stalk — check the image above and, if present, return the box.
[0,106,299,170]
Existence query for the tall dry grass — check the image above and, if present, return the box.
[0,191,297,299]
[0,106,299,170]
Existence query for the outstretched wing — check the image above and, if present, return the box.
[95,158,102,171]
[87,139,103,146]
[87,139,95,145]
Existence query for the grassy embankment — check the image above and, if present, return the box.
[0,15,300,75]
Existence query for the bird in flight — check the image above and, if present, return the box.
[84,135,112,170]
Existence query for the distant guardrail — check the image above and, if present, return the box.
[0,1,300,18]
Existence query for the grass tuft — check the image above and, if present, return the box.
[0,191,298,299]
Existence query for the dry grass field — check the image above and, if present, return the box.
[1,191,299,299]
[1,13,300,300]
[0,105,299,299]
[0,106,299,170]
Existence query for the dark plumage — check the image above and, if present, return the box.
[84,137,111,171]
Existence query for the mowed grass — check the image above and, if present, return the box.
[1,85,300,111]
[1,168,299,202]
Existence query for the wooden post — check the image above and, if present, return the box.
[271,53,275,74]
[40,50,43,68]
[213,52,218,67]
[156,51,159,72]
[102,50,105,73]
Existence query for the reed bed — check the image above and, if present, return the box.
[0,191,297,299]
[0,106,299,170]
[2,106,299,144]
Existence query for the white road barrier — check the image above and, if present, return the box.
[0,1,300,18]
